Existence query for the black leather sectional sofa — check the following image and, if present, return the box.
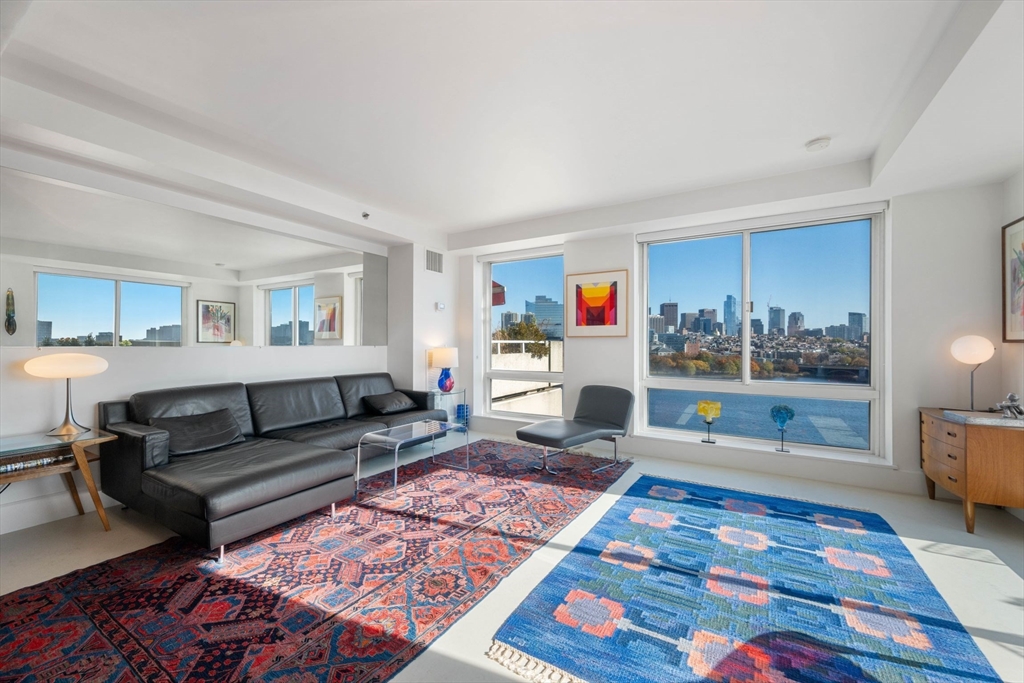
[98,372,448,552]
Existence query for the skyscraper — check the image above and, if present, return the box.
[768,306,785,335]
[680,312,699,331]
[698,308,717,325]
[723,295,739,336]
[648,314,665,334]
[525,295,564,339]
[825,324,850,340]
[751,319,765,335]
[501,311,520,330]
[36,320,52,344]
[522,312,536,326]
[659,303,678,333]
[787,311,804,337]
[848,312,867,341]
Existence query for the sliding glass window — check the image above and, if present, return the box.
[643,212,882,454]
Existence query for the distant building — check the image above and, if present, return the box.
[751,318,765,335]
[712,322,724,336]
[803,328,824,338]
[95,332,114,345]
[825,323,850,340]
[145,324,181,342]
[501,311,520,330]
[525,295,564,339]
[659,333,686,351]
[271,322,293,345]
[787,312,804,337]
[698,308,717,326]
[659,303,678,333]
[299,320,313,345]
[723,295,739,336]
[685,341,701,355]
[680,312,699,331]
[522,312,536,326]
[648,314,665,334]
[36,320,52,344]
[696,317,713,335]
[848,312,867,340]
[769,307,785,336]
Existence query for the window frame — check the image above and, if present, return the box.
[264,281,315,346]
[637,205,887,461]
[481,247,566,420]
[34,268,187,348]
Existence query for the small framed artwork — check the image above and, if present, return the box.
[565,269,629,337]
[197,300,235,343]
[315,296,342,340]
[1003,217,1024,342]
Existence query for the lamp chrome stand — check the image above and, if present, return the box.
[49,378,87,436]
[968,363,981,411]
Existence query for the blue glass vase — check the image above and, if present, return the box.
[437,367,454,393]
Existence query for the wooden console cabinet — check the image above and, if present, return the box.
[920,408,1024,533]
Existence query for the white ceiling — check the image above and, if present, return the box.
[6,0,963,232]
[0,170,347,270]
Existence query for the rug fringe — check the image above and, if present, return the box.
[486,640,586,683]
[638,472,871,512]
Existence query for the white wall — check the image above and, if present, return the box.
[0,344,387,533]
[1002,169,1024,401]
[468,181,1015,500]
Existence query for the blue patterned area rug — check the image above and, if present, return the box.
[488,475,999,683]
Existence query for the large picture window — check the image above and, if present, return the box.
[642,210,883,455]
[485,254,564,417]
[267,284,314,346]
[36,272,183,347]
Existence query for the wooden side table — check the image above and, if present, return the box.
[0,430,117,531]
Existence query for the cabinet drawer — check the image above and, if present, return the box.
[921,414,966,449]
[922,435,965,473]
[924,455,966,498]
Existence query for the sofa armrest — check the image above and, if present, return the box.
[106,422,170,470]
[398,389,433,411]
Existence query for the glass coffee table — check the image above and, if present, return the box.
[355,420,470,499]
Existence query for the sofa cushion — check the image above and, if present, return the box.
[140,438,355,522]
[264,419,384,451]
[148,408,244,456]
[336,373,396,417]
[354,408,449,429]
[246,377,346,435]
[130,382,255,437]
[364,391,417,415]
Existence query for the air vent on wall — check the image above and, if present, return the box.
[425,250,443,274]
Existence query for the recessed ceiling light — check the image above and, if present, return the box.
[215,262,225,267]
[805,137,831,152]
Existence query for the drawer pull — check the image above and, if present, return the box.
[947,453,958,461]
[947,475,958,483]
[946,431,957,438]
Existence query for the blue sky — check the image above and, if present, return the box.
[37,274,183,341]
[491,220,871,332]
[649,219,870,329]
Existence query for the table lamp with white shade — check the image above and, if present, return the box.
[24,353,109,436]
[429,347,459,393]
[950,335,995,411]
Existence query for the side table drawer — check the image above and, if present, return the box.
[924,455,966,498]
[922,414,966,449]
[922,435,965,473]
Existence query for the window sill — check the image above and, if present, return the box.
[633,426,895,469]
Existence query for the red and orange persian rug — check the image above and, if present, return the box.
[0,440,628,682]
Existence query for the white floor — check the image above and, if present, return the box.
[2,432,1022,682]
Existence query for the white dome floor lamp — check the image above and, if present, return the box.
[950,336,995,411]
[24,353,109,436]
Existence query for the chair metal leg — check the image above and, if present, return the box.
[532,446,559,475]
[330,502,336,519]
[217,545,224,563]
[592,438,621,473]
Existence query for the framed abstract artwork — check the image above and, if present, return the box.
[197,300,235,343]
[315,296,342,340]
[565,269,628,337]
[1004,217,1024,342]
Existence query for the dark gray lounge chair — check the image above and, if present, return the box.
[515,385,635,474]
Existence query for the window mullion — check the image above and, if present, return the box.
[114,280,122,347]
[292,287,299,346]
[741,230,751,385]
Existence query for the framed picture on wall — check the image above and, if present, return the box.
[315,296,342,340]
[565,269,629,337]
[1004,217,1024,342]
[197,300,235,343]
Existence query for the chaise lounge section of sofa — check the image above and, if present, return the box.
[99,372,449,554]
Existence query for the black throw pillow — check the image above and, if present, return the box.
[364,391,417,415]
[149,408,245,455]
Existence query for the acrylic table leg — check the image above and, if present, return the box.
[464,428,470,470]
[355,442,362,500]
[963,499,975,534]
[71,442,110,531]
[925,476,935,500]
[392,444,400,498]
[63,471,85,515]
